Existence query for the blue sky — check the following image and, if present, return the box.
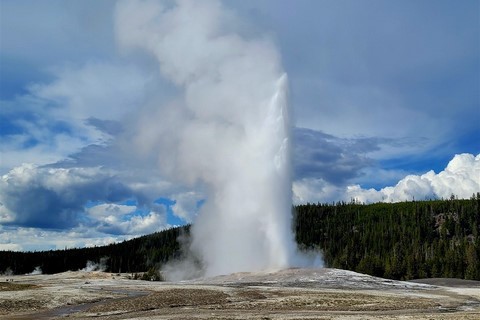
[0,0,479,251]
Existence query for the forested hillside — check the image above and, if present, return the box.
[1,196,479,280]
[0,225,187,275]
[295,195,480,280]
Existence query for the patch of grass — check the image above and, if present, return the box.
[0,282,38,291]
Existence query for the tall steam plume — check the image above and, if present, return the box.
[116,0,308,278]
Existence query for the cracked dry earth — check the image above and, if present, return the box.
[1,268,479,319]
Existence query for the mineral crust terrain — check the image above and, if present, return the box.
[1,268,479,320]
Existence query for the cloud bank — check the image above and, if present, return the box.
[0,164,129,228]
[294,153,480,204]
[0,164,169,245]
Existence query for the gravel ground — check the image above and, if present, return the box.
[1,269,479,320]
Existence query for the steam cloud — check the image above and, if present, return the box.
[81,258,108,272]
[28,266,42,275]
[115,0,310,278]
[1,268,13,276]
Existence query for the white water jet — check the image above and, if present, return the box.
[189,74,295,277]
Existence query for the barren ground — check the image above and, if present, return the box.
[1,268,479,319]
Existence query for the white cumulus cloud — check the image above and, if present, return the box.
[293,153,480,204]
[87,203,136,218]
[97,210,167,235]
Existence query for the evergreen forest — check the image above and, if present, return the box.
[294,195,480,280]
[1,196,479,281]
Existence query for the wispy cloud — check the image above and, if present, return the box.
[0,61,152,173]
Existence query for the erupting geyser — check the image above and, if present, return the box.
[116,0,311,278]
[190,73,295,277]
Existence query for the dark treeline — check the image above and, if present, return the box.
[295,195,480,280]
[1,196,479,280]
[0,226,187,275]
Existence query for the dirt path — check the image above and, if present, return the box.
[1,269,479,319]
